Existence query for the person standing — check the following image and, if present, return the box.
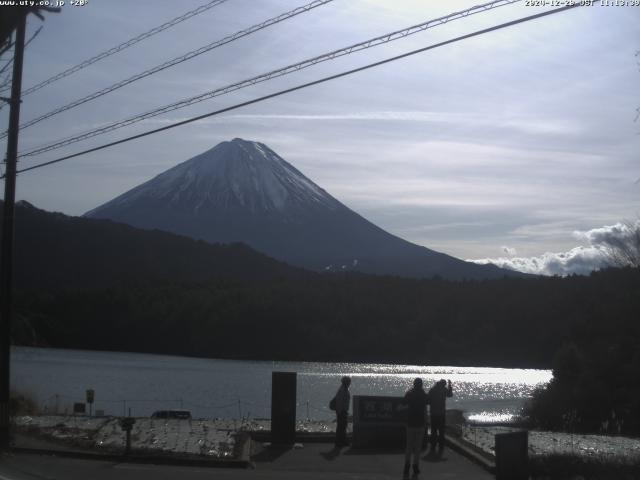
[334,376,351,447]
[428,379,453,454]
[403,378,429,477]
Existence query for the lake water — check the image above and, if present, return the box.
[12,347,551,423]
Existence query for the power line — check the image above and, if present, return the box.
[0,26,41,79]
[17,0,523,157]
[0,0,231,97]
[2,0,335,137]
[0,53,15,79]
[0,43,15,93]
[0,41,12,58]
[0,26,42,112]
[9,4,582,178]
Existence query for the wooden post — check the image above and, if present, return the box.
[0,12,26,450]
[271,372,296,445]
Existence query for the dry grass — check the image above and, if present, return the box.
[10,389,39,416]
[530,452,640,480]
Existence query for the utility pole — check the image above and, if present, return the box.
[0,12,26,450]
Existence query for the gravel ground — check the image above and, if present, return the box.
[461,424,640,462]
[23,415,639,463]
[14,415,342,458]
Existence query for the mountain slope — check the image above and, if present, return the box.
[85,138,521,280]
[2,200,302,290]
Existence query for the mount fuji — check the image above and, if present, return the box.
[85,138,518,280]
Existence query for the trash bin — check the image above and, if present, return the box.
[495,430,528,480]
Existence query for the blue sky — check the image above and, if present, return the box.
[1,0,639,274]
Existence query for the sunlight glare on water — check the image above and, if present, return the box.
[297,363,552,422]
[12,348,551,423]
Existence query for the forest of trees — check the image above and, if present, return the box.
[13,266,639,366]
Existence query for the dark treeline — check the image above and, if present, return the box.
[525,267,640,434]
[2,200,304,290]
[14,267,640,370]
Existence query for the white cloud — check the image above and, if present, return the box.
[470,246,609,276]
[501,246,517,256]
[468,221,639,276]
[573,222,640,249]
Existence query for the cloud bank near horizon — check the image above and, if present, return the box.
[468,221,639,276]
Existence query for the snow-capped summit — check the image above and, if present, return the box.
[86,139,522,280]
[86,138,339,217]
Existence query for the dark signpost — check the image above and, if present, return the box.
[352,395,408,448]
[271,371,296,445]
[119,417,136,455]
[86,389,95,416]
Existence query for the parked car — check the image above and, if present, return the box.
[150,409,192,419]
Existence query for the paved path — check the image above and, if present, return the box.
[0,443,493,480]
[252,442,494,478]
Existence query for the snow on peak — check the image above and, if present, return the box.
[88,139,340,216]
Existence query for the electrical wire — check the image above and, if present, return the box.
[0,0,231,96]
[8,4,582,178]
[15,0,523,155]
[3,0,335,137]
[0,26,43,112]
[0,52,15,79]
[0,26,41,78]
[0,41,13,58]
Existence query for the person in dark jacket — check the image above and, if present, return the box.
[402,378,429,476]
[428,379,453,454]
[334,376,351,447]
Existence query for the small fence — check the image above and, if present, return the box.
[39,393,335,423]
